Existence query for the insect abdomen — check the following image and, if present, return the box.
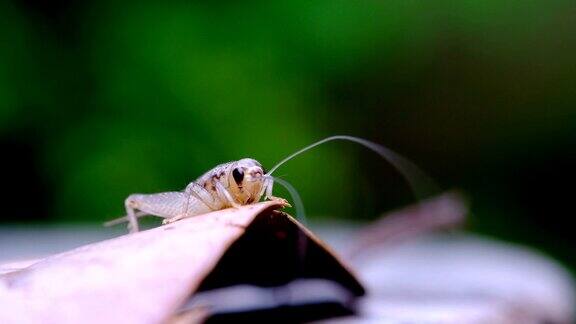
[130,192,212,218]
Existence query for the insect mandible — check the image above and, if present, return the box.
[105,135,437,233]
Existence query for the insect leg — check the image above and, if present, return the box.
[163,183,217,225]
[256,177,268,200]
[162,182,215,224]
[265,176,274,199]
[262,176,291,207]
[124,195,142,233]
[214,181,241,208]
[182,182,218,215]
[103,211,147,227]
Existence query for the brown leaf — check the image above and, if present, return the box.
[0,201,364,323]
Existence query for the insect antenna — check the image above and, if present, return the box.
[270,176,307,225]
[267,135,440,200]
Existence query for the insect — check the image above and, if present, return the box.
[105,135,437,233]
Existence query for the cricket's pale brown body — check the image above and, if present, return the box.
[107,158,279,233]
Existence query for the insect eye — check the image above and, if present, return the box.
[232,168,244,185]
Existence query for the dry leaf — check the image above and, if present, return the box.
[0,201,365,323]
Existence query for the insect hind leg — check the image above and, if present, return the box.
[125,195,143,233]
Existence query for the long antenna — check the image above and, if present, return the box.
[267,135,439,200]
[271,176,307,225]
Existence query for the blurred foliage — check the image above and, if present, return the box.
[1,0,575,267]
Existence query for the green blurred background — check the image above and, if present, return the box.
[1,0,575,270]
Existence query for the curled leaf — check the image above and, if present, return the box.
[0,201,364,323]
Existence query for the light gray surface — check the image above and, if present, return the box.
[316,225,576,324]
[0,225,122,263]
[1,222,574,323]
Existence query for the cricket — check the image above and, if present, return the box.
[105,135,436,233]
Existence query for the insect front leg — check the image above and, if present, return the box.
[214,181,242,208]
[265,177,274,200]
[262,177,291,207]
